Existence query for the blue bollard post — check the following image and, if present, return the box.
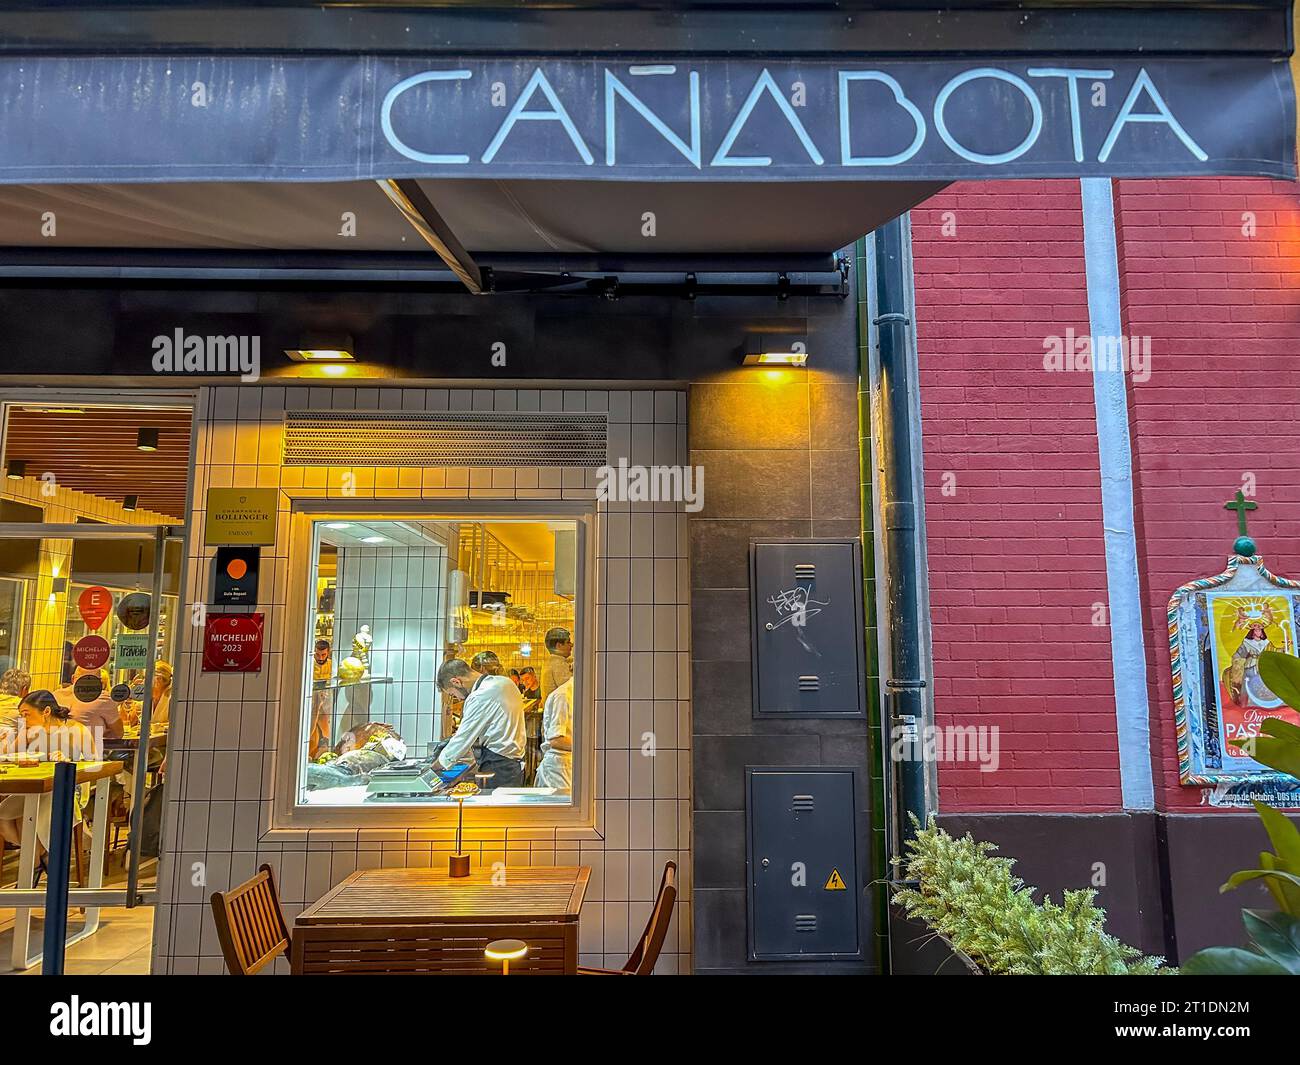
[42,759,76,975]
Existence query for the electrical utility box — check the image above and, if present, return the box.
[749,539,866,718]
[747,768,861,961]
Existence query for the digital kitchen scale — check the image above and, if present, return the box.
[366,760,472,799]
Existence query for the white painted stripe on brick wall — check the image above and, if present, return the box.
[1080,177,1155,811]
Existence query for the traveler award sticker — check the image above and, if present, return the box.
[202,612,265,673]
[72,635,111,671]
[214,546,260,606]
[116,591,152,631]
[78,586,113,630]
[114,633,150,671]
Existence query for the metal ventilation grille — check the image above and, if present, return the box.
[282,410,609,468]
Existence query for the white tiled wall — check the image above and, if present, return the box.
[333,543,448,751]
[152,386,693,973]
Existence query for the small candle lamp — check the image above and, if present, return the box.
[448,780,479,878]
[485,938,528,976]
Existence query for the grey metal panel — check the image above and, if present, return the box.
[747,768,860,961]
[750,538,866,718]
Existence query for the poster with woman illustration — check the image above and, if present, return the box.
[1206,592,1300,773]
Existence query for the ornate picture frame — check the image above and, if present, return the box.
[1168,547,1300,800]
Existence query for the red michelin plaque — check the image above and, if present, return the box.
[202,612,264,673]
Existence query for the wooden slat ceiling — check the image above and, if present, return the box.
[4,406,191,520]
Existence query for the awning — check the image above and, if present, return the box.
[0,55,1292,185]
[0,178,944,256]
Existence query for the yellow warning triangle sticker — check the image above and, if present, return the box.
[824,868,847,891]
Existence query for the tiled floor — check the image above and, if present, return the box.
[0,905,155,975]
[0,855,158,975]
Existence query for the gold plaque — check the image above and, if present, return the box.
[204,488,279,546]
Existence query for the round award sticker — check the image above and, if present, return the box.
[110,683,132,703]
[116,591,152,631]
[226,557,249,581]
[72,634,111,671]
[73,673,104,704]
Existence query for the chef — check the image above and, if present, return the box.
[534,677,574,791]
[434,658,526,788]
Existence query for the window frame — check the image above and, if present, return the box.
[270,497,598,833]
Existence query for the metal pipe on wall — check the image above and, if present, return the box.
[871,219,929,855]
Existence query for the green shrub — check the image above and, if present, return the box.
[893,818,1170,975]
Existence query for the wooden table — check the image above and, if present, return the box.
[0,760,121,971]
[292,866,590,975]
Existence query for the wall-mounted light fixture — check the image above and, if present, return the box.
[51,577,68,594]
[136,427,160,451]
[6,460,25,480]
[741,334,809,367]
[123,495,139,512]
[285,333,356,362]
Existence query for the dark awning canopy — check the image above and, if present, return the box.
[0,0,1293,290]
[0,178,943,256]
[0,55,1292,185]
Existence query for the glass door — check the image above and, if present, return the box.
[0,396,192,974]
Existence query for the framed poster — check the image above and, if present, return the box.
[1168,548,1300,802]
[202,612,265,673]
[1204,592,1300,774]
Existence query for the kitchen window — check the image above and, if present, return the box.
[295,514,583,810]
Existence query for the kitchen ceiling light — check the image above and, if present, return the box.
[136,427,160,451]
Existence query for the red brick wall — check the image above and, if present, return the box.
[1116,177,1300,812]
[912,180,1123,812]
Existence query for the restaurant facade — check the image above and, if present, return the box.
[0,0,1296,975]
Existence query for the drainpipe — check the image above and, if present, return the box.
[868,218,928,854]
[855,240,889,973]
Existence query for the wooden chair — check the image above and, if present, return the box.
[210,863,291,975]
[579,861,677,976]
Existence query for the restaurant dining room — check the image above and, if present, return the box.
[0,397,192,974]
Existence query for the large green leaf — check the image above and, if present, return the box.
[1181,946,1290,975]
[1241,909,1300,974]
[1258,652,1300,712]
[1222,866,1300,917]
[1258,852,1295,913]
[1255,802,1300,875]
[1252,720,1300,779]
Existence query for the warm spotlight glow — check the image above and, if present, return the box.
[284,348,355,362]
[743,351,809,367]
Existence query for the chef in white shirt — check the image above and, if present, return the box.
[534,677,574,791]
[434,658,526,788]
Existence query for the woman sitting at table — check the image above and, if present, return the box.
[125,661,172,730]
[0,690,95,847]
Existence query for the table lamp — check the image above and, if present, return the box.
[448,780,479,877]
[485,938,528,975]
